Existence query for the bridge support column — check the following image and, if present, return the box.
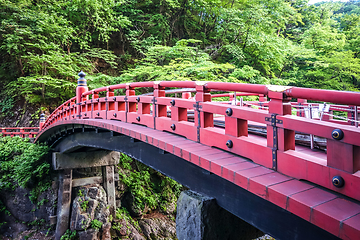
[52,151,119,239]
[102,165,116,215]
[176,190,263,240]
[55,169,73,240]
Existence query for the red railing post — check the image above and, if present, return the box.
[259,94,266,102]
[229,93,234,102]
[182,92,191,99]
[195,82,212,128]
[39,113,46,130]
[296,98,306,117]
[76,71,88,119]
[267,87,295,170]
[126,84,136,122]
[19,128,24,138]
[194,82,213,143]
[153,82,166,120]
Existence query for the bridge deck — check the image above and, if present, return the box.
[39,118,360,239]
[34,79,360,239]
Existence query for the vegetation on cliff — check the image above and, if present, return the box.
[1,0,360,124]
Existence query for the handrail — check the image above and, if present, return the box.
[285,87,360,106]
[1,127,40,138]
[38,77,360,203]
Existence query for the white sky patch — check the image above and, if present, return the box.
[308,0,349,4]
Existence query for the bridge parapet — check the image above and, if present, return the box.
[0,127,39,138]
[39,73,360,203]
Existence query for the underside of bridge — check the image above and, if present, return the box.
[38,123,340,240]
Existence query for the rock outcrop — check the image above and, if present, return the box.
[176,190,264,240]
[70,184,110,239]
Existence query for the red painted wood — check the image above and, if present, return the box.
[285,87,360,106]
[267,180,314,209]
[312,198,360,237]
[201,153,238,173]
[233,166,273,189]
[35,80,360,239]
[201,102,269,123]
[221,161,258,182]
[288,188,337,221]
[327,139,360,173]
[248,173,292,199]
[278,115,360,146]
[225,117,248,137]
[340,213,360,240]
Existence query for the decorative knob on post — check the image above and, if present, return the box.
[39,113,46,130]
[78,71,87,86]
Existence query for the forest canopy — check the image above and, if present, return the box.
[0,0,359,111]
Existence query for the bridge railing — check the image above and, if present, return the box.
[41,76,360,201]
[1,127,39,138]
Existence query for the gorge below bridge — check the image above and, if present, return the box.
[9,72,360,240]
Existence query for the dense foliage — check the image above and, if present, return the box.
[118,153,183,213]
[1,0,360,117]
[0,136,50,198]
[0,136,51,227]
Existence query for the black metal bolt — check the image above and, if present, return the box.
[97,98,99,102]
[170,124,176,130]
[136,116,140,121]
[136,97,140,102]
[225,108,233,116]
[113,97,116,101]
[113,113,117,117]
[96,112,100,116]
[84,113,87,116]
[332,129,344,140]
[226,140,233,148]
[332,176,344,188]
[170,99,175,106]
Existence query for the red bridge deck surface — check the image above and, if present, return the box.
[42,118,360,240]
[35,79,360,239]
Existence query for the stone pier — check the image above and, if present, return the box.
[52,150,120,240]
[176,190,264,240]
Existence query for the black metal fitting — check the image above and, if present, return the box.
[136,116,140,121]
[96,112,100,116]
[226,140,233,148]
[113,113,117,117]
[136,97,140,102]
[84,113,87,116]
[113,97,116,101]
[226,108,233,116]
[97,98,99,102]
[332,176,344,188]
[332,129,344,140]
[170,99,175,106]
[170,124,176,130]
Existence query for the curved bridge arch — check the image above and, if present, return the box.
[36,79,360,240]
[39,119,340,240]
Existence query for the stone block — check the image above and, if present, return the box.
[52,151,120,170]
[176,190,263,240]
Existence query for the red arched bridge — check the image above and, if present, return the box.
[11,72,360,239]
